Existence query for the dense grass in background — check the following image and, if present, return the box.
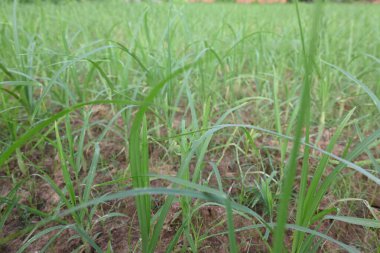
[0,1,379,252]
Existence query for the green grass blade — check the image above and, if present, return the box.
[209,222,360,253]
[0,61,14,79]
[324,215,380,229]
[323,60,380,113]
[200,124,380,185]
[0,100,137,169]
[71,225,103,253]
[81,143,101,218]
[16,225,67,253]
[54,122,77,209]
[128,57,206,253]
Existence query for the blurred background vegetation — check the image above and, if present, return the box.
[7,0,378,4]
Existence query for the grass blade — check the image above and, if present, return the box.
[323,60,380,113]
[324,215,380,229]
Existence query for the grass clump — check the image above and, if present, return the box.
[0,0,379,252]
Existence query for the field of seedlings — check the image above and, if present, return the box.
[0,1,379,252]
